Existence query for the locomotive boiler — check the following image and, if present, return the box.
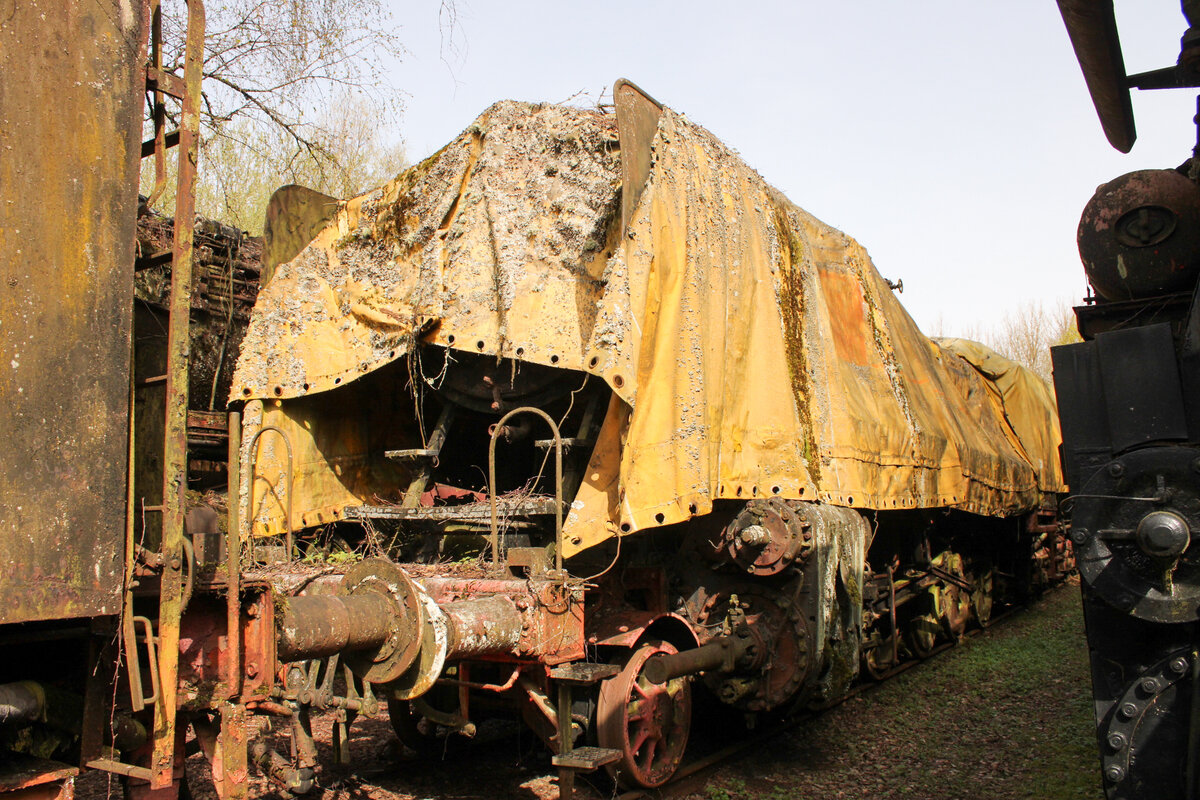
[1055,2,1200,798]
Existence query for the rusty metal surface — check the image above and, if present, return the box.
[443,596,523,659]
[151,0,206,786]
[1057,0,1136,152]
[345,498,558,522]
[613,79,663,235]
[275,594,394,663]
[177,591,273,709]
[0,0,146,624]
[419,576,585,664]
[1077,169,1200,301]
[261,185,340,287]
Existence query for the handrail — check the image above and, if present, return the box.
[245,425,295,559]
[226,409,242,699]
[487,407,564,576]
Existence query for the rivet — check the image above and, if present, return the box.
[1108,462,1125,478]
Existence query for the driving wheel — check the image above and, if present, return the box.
[597,639,692,788]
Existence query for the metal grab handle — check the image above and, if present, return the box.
[487,407,563,575]
[134,616,161,708]
[245,425,295,558]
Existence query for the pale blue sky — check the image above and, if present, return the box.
[382,2,1198,334]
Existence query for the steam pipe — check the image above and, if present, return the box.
[226,408,242,699]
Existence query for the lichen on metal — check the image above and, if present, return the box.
[233,93,1065,556]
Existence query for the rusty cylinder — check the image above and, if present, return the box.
[0,682,43,726]
[443,595,523,659]
[276,593,395,663]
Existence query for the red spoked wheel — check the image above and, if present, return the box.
[597,640,693,789]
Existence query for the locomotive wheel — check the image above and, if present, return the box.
[971,568,994,628]
[905,593,939,659]
[862,633,896,680]
[941,583,971,640]
[387,699,440,756]
[597,640,693,789]
[387,687,466,757]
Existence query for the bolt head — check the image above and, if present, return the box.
[1171,657,1189,675]
[1071,529,1088,545]
[1108,462,1126,478]
[1107,732,1127,751]
[1140,677,1161,694]
[1105,765,1126,783]
[1119,702,1138,720]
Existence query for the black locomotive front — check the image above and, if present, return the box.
[1055,4,1200,797]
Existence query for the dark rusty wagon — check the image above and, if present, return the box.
[0,6,1069,799]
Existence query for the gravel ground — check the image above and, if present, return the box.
[78,581,1099,800]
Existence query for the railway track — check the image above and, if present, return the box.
[73,586,1076,800]
[612,600,1034,800]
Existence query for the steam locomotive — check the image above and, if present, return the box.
[0,3,1068,799]
[1054,2,1200,798]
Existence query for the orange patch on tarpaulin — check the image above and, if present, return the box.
[818,269,872,366]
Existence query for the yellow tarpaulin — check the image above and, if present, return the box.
[233,98,1064,556]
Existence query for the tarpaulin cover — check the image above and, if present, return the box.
[233,99,1065,557]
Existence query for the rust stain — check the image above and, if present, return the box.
[818,269,872,366]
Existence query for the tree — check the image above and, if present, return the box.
[157,0,404,157]
[933,301,1082,384]
[144,0,416,231]
[197,95,408,232]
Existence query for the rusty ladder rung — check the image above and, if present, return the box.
[140,129,180,159]
[87,758,152,782]
[549,663,621,685]
[551,746,621,771]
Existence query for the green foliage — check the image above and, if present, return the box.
[142,97,406,234]
[932,300,1081,384]
[705,777,748,800]
[143,0,414,233]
